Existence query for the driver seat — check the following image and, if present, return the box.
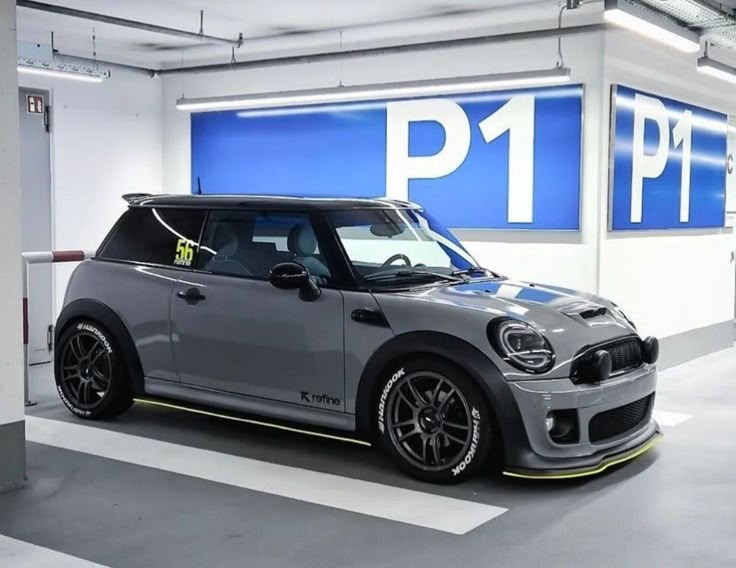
[287,224,330,283]
[206,223,251,276]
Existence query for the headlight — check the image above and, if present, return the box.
[489,319,555,374]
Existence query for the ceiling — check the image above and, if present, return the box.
[15,0,736,70]
[14,0,568,67]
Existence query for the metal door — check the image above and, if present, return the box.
[18,88,53,364]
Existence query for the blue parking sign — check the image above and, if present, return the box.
[610,85,727,230]
[191,85,583,230]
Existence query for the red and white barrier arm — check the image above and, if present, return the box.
[22,250,95,265]
[22,249,95,406]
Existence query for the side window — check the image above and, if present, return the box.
[198,210,331,282]
[98,208,205,268]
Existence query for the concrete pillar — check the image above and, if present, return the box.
[0,0,26,492]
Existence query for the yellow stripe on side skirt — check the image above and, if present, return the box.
[133,398,372,447]
[501,434,663,480]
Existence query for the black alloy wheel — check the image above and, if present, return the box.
[386,371,472,471]
[60,330,113,410]
[55,320,133,419]
[378,359,494,484]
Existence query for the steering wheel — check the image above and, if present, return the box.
[380,253,412,270]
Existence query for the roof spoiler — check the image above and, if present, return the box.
[122,193,153,203]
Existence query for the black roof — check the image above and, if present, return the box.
[127,194,420,211]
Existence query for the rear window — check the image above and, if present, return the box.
[98,207,205,267]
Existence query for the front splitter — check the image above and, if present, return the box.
[502,433,663,480]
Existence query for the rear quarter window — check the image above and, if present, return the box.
[98,207,205,267]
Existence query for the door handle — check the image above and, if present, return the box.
[177,287,206,304]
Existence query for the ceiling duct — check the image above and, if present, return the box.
[635,0,736,52]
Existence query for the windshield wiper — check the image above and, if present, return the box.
[364,269,463,283]
[451,266,499,278]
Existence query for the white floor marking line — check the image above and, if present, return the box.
[25,416,507,535]
[0,534,109,568]
[653,410,694,427]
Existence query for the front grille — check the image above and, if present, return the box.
[572,337,644,383]
[588,394,653,443]
[607,339,643,374]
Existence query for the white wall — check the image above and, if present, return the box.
[600,30,736,339]
[162,31,606,296]
[19,68,163,315]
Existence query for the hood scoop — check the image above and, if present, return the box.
[579,306,607,319]
[559,302,612,326]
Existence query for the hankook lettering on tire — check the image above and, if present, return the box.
[378,368,405,433]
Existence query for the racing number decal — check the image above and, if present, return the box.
[174,238,195,267]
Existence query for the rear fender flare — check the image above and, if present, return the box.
[55,299,144,395]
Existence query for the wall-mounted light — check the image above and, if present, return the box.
[176,67,572,111]
[604,0,700,53]
[697,55,736,85]
[17,59,108,83]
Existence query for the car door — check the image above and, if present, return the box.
[169,209,346,411]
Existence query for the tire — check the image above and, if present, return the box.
[54,320,134,419]
[376,358,494,484]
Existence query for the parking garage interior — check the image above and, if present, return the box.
[1,1,736,566]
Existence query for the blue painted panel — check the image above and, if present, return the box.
[191,85,583,230]
[610,85,727,230]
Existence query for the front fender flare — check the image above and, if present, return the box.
[354,331,530,463]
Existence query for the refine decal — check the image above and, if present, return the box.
[300,391,341,406]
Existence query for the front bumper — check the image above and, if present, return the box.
[500,364,660,477]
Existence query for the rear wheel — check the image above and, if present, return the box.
[376,358,494,484]
[54,320,133,419]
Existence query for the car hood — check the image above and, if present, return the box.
[390,278,633,336]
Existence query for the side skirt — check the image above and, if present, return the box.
[143,378,357,433]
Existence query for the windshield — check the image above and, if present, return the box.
[329,207,481,286]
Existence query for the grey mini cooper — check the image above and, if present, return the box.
[55,194,661,484]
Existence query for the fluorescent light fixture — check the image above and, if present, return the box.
[604,0,700,53]
[17,61,107,83]
[697,56,736,85]
[176,68,571,111]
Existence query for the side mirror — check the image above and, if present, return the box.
[269,262,321,301]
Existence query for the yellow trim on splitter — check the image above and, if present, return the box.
[501,434,662,480]
[133,398,373,447]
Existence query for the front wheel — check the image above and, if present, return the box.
[376,359,494,484]
[54,320,133,419]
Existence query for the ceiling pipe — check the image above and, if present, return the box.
[16,0,243,48]
[156,23,606,76]
[30,23,605,79]
[53,52,157,77]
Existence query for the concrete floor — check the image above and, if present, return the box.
[1,348,735,567]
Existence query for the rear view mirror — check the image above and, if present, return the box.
[370,222,405,238]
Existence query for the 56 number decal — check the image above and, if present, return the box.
[174,238,195,267]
